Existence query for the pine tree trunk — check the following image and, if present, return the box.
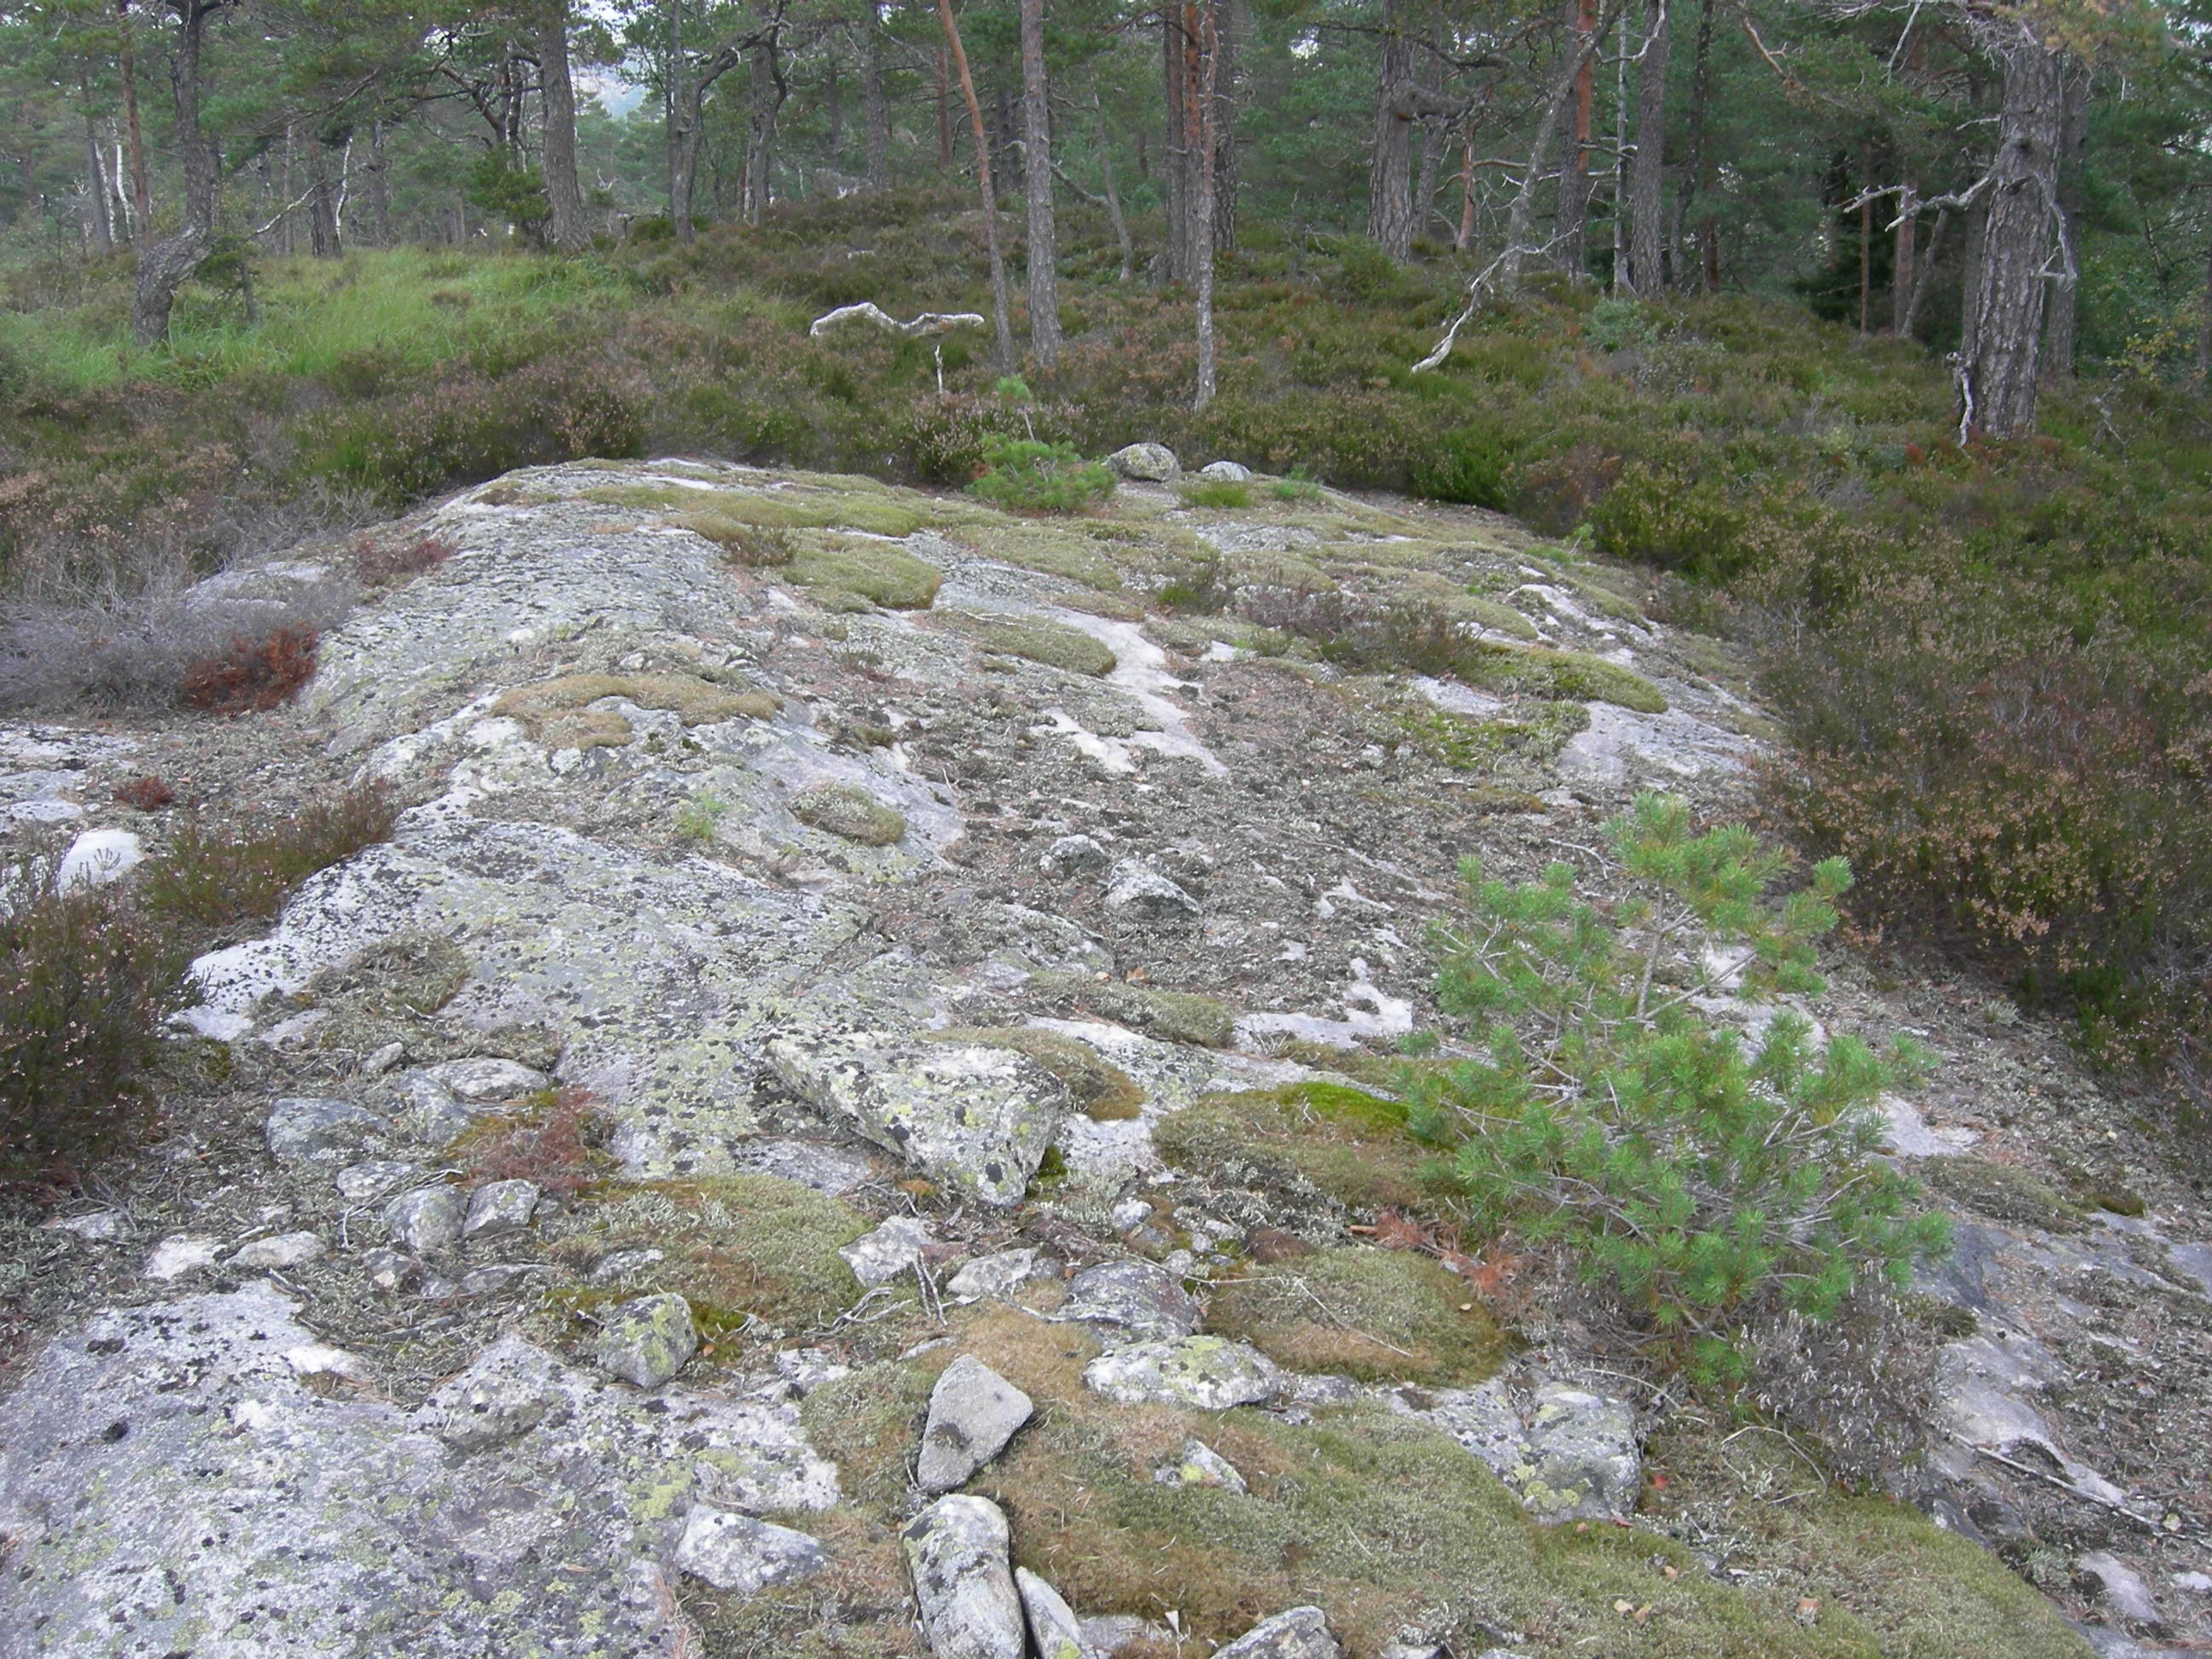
[1096,95,1133,280]
[742,42,783,224]
[2041,59,2089,384]
[1365,0,1418,260]
[1019,0,1060,367]
[1556,0,1597,278]
[937,46,952,170]
[1211,0,1240,254]
[1193,0,1221,408]
[1626,0,1668,296]
[1961,32,2066,439]
[864,9,889,193]
[667,0,693,242]
[1671,0,1714,292]
[133,1,221,345]
[308,137,341,257]
[117,2,152,236]
[1504,10,1605,291]
[1892,183,1915,335]
[1412,117,1441,246]
[538,4,591,252]
[937,0,1015,370]
[363,119,392,247]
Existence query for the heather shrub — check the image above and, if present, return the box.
[137,782,400,931]
[178,622,320,713]
[0,850,186,1185]
[1410,794,1948,1385]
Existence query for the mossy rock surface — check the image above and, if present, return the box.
[1921,1155,2085,1231]
[929,1025,1144,1121]
[786,538,943,610]
[1027,970,1235,1048]
[789,783,908,845]
[547,1174,868,1331]
[1208,1245,1504,1385]
[494,671,779,731]
[956,524,1126,591]
[1155,1081,1448,1215]
[940,611,1117,677]
[1393,696,1590,771]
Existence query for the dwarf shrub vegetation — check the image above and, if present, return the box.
[1411,794,1948,1382]
[968,434,1116,514]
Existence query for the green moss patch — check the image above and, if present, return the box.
[1027,971,1234,1048]
[940,611,1117,677]
[1458,643,1668,712]
[789,782,908,845]
[493,671,780,733]
[786,538,943,609]
[953,524,1126,591]
[1207,1245,1505,1385]
[1155,1082,1448,1215]
[547,1174,869,1330]
[929,1025,1145,1121]
[1393,697,1590,771]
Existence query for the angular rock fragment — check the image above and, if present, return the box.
[1016,1566,1099,1659]
[143,1235,220,1282]
[1082,1336,1283,1410]
[770,1032,1066,1208]
[382,1186,465,1253]
[428,1057,551,1101]
[947,1248,1044,1301]
[335,1160,420,1202]
[1196,460,1252,482]
[918,1357,1033,1493]
[903,1494,1026,1659]
[839,1215,937,1286]
[463,1179,540,1240]
[1103,859,1202,923]
[393,1071,474,1148]
[1041,834,1111,876]
[594,1293,699,1388]
[428,1370,553,1452]
[2078,1551,2163,1630]
[229,1231,325,1271]
[265,1096,386,1162]
[1060,1260,1200,1345]
[674,1506,829,1594]
[1214,1607,1341,1659]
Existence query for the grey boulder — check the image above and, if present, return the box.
[229,1231,325,1272]
[838,1215,938,1287]
[673,1506,828,1595]
[769,1032,1067,1208]
[1105,443,1180,483]
[1061,1260,1200,1345]
[594,1293,699,1389]
[918,1356,1034,1493]
[1041,834,1112,876]
[1154,1438,1247,1493]
[1082,1337,1284,1411]
[1103,860,1202,923]
[426,1368,554,1452]
[1196,460,1253,482]
[1214,1608,1341,1659]
[947,1248,1045,1301]
[382,1186,465,1253]
[903,1494,1026,1659]
[265,1096,386,1162]
[428,1057,551,1101]
[1521,1382,1641,1522]
[463,1179,541,1240]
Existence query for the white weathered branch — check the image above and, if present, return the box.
[807,302,987,339]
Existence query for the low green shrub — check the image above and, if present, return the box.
[1410,793,1948,1384]
[1179,478,1252,509]
[969,435,1116,515]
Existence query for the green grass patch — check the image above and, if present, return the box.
[785,538,942,609]
[789,783,908,845]
[1208,1245,1505,1385]
[940,611,1117,676]
[1155,1082,1451,1215]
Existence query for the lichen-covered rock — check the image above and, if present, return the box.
[463,1179,540,1240]
[769,1032,1067,1208]
[1016,1566,1100,1659]
[790,781,908,845]
[142,1235,219,1281]
[0,1291,834,1659]
[903,1494,1026,1659]
[1154,1438,1248,1493]
[1103,859,1202,923]
[673,1507,828,1594]
[265,1095,387,1162]
[1214,1608,1341,1659]
[427,1365,555,1452]
[918,1356,1033,1493]
[1106,443,1181,483]
[1196,461,1253,482]
[947,1248,1045,1301]
[1519,1382,1640,1522]
[428,1056,550,1101]
[1082,1336,1284,1410]
[596,1293,700,1388]
[382,1185,465,1253]
[1060,1260,1201,1345]
[335,1159,419,1202]
[1041,833,1112,876]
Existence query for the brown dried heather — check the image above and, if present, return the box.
[178,622,320,714]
